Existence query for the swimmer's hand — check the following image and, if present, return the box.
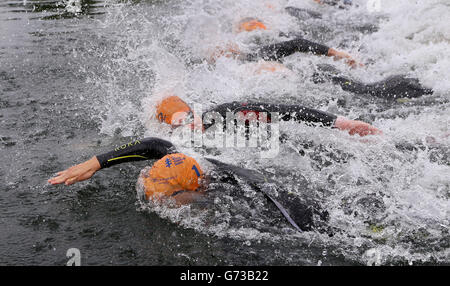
[334,116,382,137]
[48,156,101,186]
[327,48,363,68]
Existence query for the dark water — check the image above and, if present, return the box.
[1,0,449,266]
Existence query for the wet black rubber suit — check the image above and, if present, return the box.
[242,37,433,99]
[203,101,337,129]
[96,137,330,233]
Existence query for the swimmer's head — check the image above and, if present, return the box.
[236,17,267,33]
[155,95,203,130]
[142,153,204,201]
[156,95,192,126]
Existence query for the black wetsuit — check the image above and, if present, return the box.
[243,37,433,99]
[203,101,337,130]
[96,137,176,169]
[313,64,434,99]
[95,137,329,232]
[244,37,330,62]
[97,101,338,167]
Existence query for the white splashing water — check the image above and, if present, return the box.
[85,0,449,265]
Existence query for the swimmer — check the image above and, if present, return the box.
[47,95,381,232]
[154,95,382,137]
[211,18,433,99]
[48,137,330,232]
[210,17,362,68]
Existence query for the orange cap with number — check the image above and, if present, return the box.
[156,96,191,125]
[237,17,267,32]
[142,153,204,200]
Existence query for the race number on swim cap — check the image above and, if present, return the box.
[156,96,191,125]
[142,153,204,200]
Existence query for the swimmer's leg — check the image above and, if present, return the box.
[364,75,434,99]
[313,64,434,99]
[313,64,369,94]
[275,190,329,232]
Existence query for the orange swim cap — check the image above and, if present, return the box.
[156,96,191,125]
[142,153,204,201]
[237,18,267,32]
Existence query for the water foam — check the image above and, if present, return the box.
[86,0,449,264]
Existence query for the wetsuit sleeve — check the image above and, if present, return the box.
[96,137,176,169]
[245,37,330,61]
[274,104,337,127]
[208,102,337,127]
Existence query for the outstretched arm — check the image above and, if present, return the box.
[280,105,381,136]
[245,38,361,68]
[244,38,329,61]
[207,102,337,127]
[275,104,380,136]
[209,102,381,136]
[48,137,176,185]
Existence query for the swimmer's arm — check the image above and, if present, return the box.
[96,137,176,168]
[277,104,381,136]
[212,102,380,136]
[245,38,330,61]
[48,137,176,185]
[274,104,338,127]
[246,38,361,68]
[204,102,336,126]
